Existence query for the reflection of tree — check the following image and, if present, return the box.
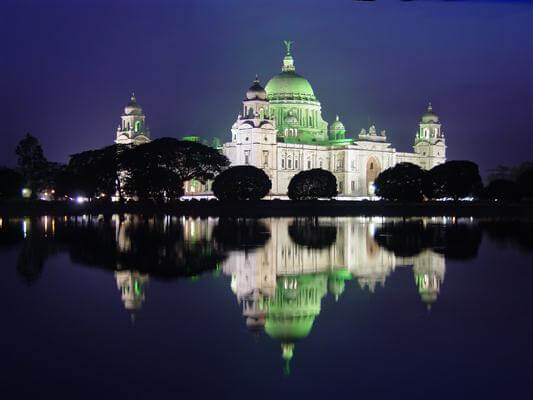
[288,218,337,249]
[374,221,483,260]
[480,220,533,252]
[212,218,271,251]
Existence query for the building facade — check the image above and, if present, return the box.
[222,42,446,198]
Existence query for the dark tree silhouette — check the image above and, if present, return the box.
[288,218,337,249]
[15,133,49,196]
[0,167,24,199]
[212,165,271,201]
[482,179,519,202]
[212,218,271,251]
[426,160,483,200]
[288,168,337,200]
[60,144,128,199]
[516,168,533,200]
[374,221,483,260]
[131,137,229,183]
[374,162,426,202]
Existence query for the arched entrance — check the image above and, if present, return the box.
[366,157,381,196]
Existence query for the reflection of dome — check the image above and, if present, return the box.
[124,94,143,115]
[246,76,267,100]
[328,270,351,301]
[265,315,315,342]
[421,102,439,123]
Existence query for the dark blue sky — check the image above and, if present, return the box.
[1,0,532,177]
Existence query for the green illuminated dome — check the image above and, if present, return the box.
[329,115,345,132]
[265,315,315,341]
[421,102,439,123]
[265,71,316,100]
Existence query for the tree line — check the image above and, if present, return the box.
[1,133,532,203]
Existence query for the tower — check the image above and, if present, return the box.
[414,102,446,169]
[115,93,151,145]
[225,76,279,190]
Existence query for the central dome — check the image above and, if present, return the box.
[265,71,315,100]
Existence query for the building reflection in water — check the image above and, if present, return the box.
[222,217,446,373]
[115,271,149,321]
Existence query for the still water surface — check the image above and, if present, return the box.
[0,215,532,398]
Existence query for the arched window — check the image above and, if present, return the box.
[424,128,429,137]
[134,121,141,132]
[370,162,374,170]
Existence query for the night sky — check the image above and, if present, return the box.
[1,0,532,178]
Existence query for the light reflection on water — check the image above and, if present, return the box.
[0,215,531,397]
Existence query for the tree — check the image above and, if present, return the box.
[123,159,184,202]
[288,218,337,249]
[212,165,271,201]
[425,160,483,200]
[516,167,533,200]
[482,179,519,202]
[133,138,229,183]
[0,167,24,199]
[374,162,426,202]
[288,169,337,200]
[15,133,48,195]
[61,144,127,199]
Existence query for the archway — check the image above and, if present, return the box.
[366,157,381,196]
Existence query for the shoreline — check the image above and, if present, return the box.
[1,200,532,218]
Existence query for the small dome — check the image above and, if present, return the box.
[246,76,267,100]
[124,94,143,115]
[421,102,439,123]
[329,115,345,132]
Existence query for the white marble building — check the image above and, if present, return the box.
[222,42,446,198]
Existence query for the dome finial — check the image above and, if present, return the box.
[427,102,432,112]
[283,39,294,55]
[336,115,339,121]
[254,74,259,83]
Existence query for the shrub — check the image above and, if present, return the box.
[212,165,271,201]
[374,162,426,202]
[288,169,337,200]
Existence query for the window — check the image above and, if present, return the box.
[288,159,292,169]
[307,160,311,169]
[245,137,249,141]
[295,159,298,169]
[339,181,343,193]
[370,162,374,170]
[281,159,285,169]
[319,160,323,168]
[263,151,269,166]
[351,181,355,193]
[244,150,250,165]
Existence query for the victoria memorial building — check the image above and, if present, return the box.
[116,41,447,198]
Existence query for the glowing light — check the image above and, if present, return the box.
[21,188,32,199]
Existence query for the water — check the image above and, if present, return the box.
[0,215,531,398]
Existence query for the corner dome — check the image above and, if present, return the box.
[329,115,345,132]
[124,94,143,116]
[421,102,439,123]
[246,76,267,100]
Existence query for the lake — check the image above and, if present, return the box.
[0,215,531,398]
